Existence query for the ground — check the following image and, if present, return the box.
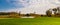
[0,17,60,25]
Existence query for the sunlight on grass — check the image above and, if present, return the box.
[0,17,60,25]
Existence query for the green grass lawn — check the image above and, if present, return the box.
[0,17,60,25]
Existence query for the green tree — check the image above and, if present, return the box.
[52,8,57,15]
[46,9,52,17]
[57,7,60,14]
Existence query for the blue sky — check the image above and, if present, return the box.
[0,0,13,11]
[0,0,25,11]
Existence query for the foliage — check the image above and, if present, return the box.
[46,7,60,17]
[52,8,57,15]
[46,9,52,17]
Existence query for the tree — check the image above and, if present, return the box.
[46,9,52,17]
[19,11,21,16]
[52,8,57,15]
[57,7,60,14]
[52,7,60,17]
[25,14,30,17]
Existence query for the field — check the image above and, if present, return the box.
[0,17,60,25]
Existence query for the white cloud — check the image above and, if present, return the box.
[7,0,60,14]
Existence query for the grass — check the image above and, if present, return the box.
[0,17,60,25]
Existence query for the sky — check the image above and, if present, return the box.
[0,0,60,14]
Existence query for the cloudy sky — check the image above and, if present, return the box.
[0,0,60,14]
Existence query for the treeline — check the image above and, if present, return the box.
[0,12,41,18]
[0,12,19,15]
[0,12,20,18]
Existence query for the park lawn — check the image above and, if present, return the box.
[0,17,60,25]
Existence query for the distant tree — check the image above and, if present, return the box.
[57,7,60,14]
[52,8,57,15]
[52,7,60,17]
[57,7,60,11]
[19,11,21,16]
[25,14,30,17]
[46,9,52,17]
